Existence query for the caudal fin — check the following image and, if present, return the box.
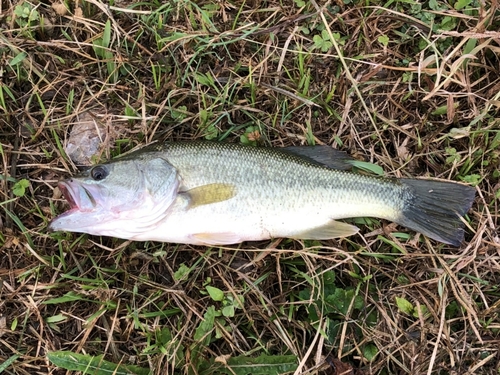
[397,179,475,246]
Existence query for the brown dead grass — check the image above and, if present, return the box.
[0,0,499,374]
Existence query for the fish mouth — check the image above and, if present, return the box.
[49,180,99,232]
[58,180,96,213]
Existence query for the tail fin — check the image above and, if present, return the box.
[397,179,475,246]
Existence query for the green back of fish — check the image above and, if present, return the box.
[163,142,398,200]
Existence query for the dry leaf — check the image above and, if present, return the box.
[66,112,106,166]
[74,7,83,18]
[52,2,68,16]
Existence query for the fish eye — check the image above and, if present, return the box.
[90,166,108,181]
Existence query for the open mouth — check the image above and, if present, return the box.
[49,180,104,232]
[59,181,77,210]
[58,180,96,212]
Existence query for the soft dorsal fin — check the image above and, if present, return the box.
[282,146,354,170]
[186,183,236,209]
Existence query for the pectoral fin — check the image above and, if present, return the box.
[296,220,359,240]
[191,232,242,245]
[186,183,236,209]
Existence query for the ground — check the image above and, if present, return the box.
[0,0,499,374]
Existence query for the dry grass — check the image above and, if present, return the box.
[0,0,499,374]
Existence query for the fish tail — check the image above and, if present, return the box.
[397,179,475,246]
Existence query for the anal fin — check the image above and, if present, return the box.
[295,220,359,240]
[191,232,242,245]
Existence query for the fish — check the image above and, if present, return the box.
[49,141,476,246]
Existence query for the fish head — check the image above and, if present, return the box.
[49,154,180,237]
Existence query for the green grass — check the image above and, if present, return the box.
[1,0,499,374]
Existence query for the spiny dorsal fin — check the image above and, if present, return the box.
[282,146,354,170]
[186,183,236,209]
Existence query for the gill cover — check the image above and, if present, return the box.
[49,155,180,237]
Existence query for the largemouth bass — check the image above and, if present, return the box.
[49,142,475,246]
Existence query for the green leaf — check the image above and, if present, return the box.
[363,343,378,361]
[395,297,414,315]
[431,105,448,115]
[222,305,235,317]
[445,301,460,319]
[445,147,461,164]
[171,105,188,121]
[9,52,27,67]
[445,147,457,155]
[429,0,439,10]
[348,160,384,176]
[199,109,209,126]
[331,32,345,45]
[14,5,27,18]
[413,304,430,319]
[47,351,150,375]
[203,123,218,140]
[454,0,471,10]
[159,32,188,43]
[46,314,68,323]
[377,35,389,47]
[313,34,332,52]
[174,263,191,281]
[42,291,86,305]
[12,179,30,197]
[490,131,500,150]
[322,270,336,294]
[156,327,172,345]
[440,16,457,31]
[30,9,39,22]
[199,354,298,375]
[194,305,218,343]
[206,286,224,302]
[324,288,363,315]
[300,26,310,35]
[0,355,19,372]
[460,174,481,186]
[102,20,112,49]
[234,294,244,309]
[463,38,477,55]
[397,274,410,285]
[194,72,214,86]
[93,40,104,57]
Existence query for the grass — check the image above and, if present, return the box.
[0,0,499,374]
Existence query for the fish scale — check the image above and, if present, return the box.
[160,142,403,211]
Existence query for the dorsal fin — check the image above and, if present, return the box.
[282,146,354,170]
